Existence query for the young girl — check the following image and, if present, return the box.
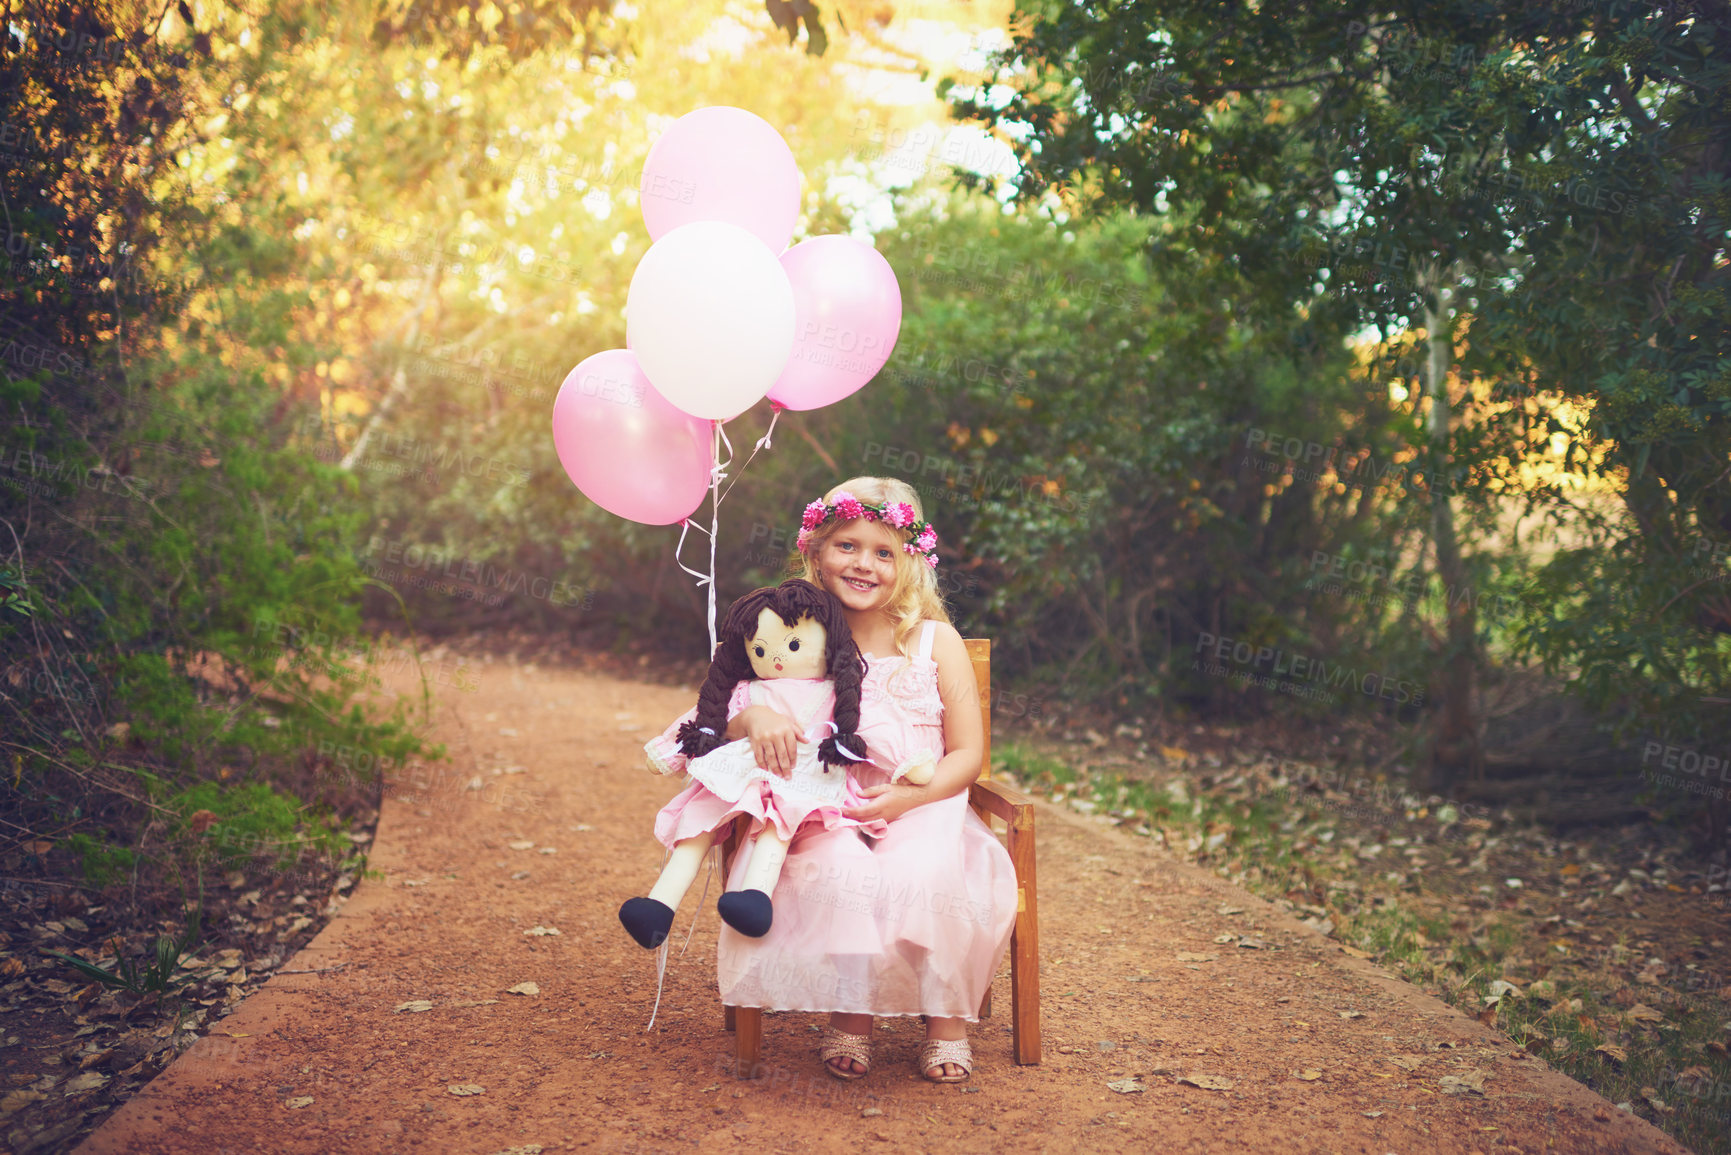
[715,477,1017,1083]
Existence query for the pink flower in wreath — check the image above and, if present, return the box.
[925,553,939,568]
[802,501,827,530]
[884,502,915,528]
[796,527,813,552]
[916,528,938,551]
[833,492,865,520]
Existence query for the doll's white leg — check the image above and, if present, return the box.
[646,829,716,909]
[715,827,790,938]
[619,829,715,949]
[738,828,790,893]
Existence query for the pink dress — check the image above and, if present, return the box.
[715,621,1018,1020]
[647,679,888,847]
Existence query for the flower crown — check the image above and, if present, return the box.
[796,491,940,569]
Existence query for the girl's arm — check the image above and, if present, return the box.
[923,623,985,798]
[724,705,805,778]
[844,622,983,822]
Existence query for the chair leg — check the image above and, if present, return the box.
[1008,812,1041,1065]
[724,1004,736,1032]
[733,1006,762,1077]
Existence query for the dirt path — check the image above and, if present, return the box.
[74,653,1693,1154]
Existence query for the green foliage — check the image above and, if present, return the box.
[64,832,139,887]
[954,0,1730,809]
[1,0,437,900]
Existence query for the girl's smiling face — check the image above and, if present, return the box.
[814,519,902,614]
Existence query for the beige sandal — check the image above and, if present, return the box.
[819,1025,873,1080]
[918,1036,973,1083]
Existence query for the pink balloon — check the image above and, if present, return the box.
[551,350,714,525]
[766,236,903,412]
[639,106,801,253]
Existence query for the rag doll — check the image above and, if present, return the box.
[618,580,880,949]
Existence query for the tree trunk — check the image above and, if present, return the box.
[1420,263,1484,792]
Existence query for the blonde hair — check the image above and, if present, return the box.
[792,476,951,658]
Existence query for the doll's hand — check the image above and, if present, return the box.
[843,782,926,824]
[735,705,805,778]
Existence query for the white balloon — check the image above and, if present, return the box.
[625,220,795,421]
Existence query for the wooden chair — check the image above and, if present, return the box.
[721,638,1042,1073]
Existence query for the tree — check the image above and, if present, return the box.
[948,0,1729,796]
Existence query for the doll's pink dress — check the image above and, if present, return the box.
[646,679,888,847]
[714,620,1018,1020]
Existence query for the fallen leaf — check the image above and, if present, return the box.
[1106,1079,1146,1093]
[0,1090,46,1118]
[1363,1110,1384,1118]
[448,1083,486,1096]
[1177,1074,1235,1091]
[1213,934,1236,944]
[861,1106,884,1116]
[1626,1003,1664,1025]
[507,840,535,850]
[1486,980,1522,1000]
[1175,951,1218,962]
[1675,1066,1712,1093]
[506,982,540,996]
[1595,1043,1627,1064]
[1439,1069,1489,1095]
[1295,1069,1323,1082]
[284,1096,313,1109]
[1338,1010,1366,1020]
[522,926,561,937]
[450,999,499,1008]
[1237,937,1267,950]
[1216,904,1245,916]
[1341,946,1373,959]
[63,1072,108,1093]
[394,1000,434,1013]
[1386,1055,1425,1072]
[1526,979,1557,1001]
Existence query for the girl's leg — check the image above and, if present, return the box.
[826,1012,873,1077]
[923,1015,968,1079]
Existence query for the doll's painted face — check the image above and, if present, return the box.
[747,608,827,679]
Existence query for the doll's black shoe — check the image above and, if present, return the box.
[716,889,774,937]
[618,897,675,949]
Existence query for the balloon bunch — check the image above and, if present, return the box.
[551,106,904,650]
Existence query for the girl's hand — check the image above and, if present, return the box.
[843,782,926,824]
[731,705,805,778]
